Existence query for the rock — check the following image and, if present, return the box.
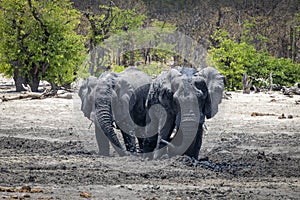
[23,194,30,198]
[278,114,286,119]
[21,185,31,193]
[80,191,93,198]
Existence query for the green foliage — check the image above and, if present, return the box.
[146,20,177,63]
[0,0,86,86]
[76,62,91,79]
[240,19,269,48]
[111,65,125,73]
[89,5,147,45]
[267,57,300,86]
[209,30,259,90]
[209,29,300,90]
[86,5,177,75]
[138,62,169,76]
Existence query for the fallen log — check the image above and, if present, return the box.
[282,82,300,95]
[1,93,44,101]
[0,90,73,102]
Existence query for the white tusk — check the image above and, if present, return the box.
[88,121,93,129]
[161,139,176,148]
[170,128,177,139]
[202,123,208,135]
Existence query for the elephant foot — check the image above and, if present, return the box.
[125,145,137,153]
[98,151,110,157]
[153,148,169,160]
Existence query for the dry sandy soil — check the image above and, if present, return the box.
[0,75,300,199]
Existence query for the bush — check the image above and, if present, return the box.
[208,30,300,90]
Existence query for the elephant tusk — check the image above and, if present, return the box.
[170,128,177,139]
[202,123,208,131]
[88,121,93,129]
[202,123,208,135]
[112,121,117,129]
[160,139,176,148]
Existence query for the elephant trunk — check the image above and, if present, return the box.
[95,83,126,156]
[169,108,200,158]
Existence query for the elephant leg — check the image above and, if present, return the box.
[95,124,110,156]
[142,134,158,154]
[121,130,137,152]
[143,111,159,154]
[137,137,144,153]
[184,123,203,160]
[152,114,175,158]
[158,115,176,149]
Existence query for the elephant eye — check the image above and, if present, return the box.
[194,81,205,90]
[161,88,172,100]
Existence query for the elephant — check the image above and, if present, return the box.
[143,66,224,160]
[79,75,110,156]
[79,67,151,156]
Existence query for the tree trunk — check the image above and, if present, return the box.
[29,69,40,92]
[13,67,40,92]
[173,55,181,66]
[89,47,96,76]
[129,51,134,66]
[13,68,27,92]
[242,72,251,94]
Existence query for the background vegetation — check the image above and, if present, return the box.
[0,0,299,91]
[0,0,85,91]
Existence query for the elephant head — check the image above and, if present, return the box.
[79,75,112,156]
[78,76,98,121]
[145,68,212,159]
[168,72,211,158]
[146,66,224,159]
[94,67,151,155]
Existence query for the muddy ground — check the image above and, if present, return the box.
[0,76,300,199]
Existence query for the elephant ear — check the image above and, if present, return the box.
[78,76,98,121]
[112,78,135,124]
[193,76,212,119]
[146,71,166,107]
[198,67,225,118]
[203,90,212,119]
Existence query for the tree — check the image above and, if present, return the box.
[0,0,85,92]
[209,29,300,90]
[83,3,147,76]
[209,30,258,90]
[81,3,176,76]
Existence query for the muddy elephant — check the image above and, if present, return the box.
[79,67,151,156]
[79,75,110,156]
[143,67,224,160]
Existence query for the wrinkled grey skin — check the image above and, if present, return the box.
[79,67,151,156]
[144,67,224,160]
[79,76,110,155]
[197,67,225,118]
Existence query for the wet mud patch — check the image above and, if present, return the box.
[0,136,91,156]
[1,91,300,199]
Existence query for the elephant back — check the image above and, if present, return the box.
[118,66,151,90]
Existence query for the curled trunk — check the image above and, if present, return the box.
[169,112,199,157]
[168,93,200,158]
[95,82,126,156]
